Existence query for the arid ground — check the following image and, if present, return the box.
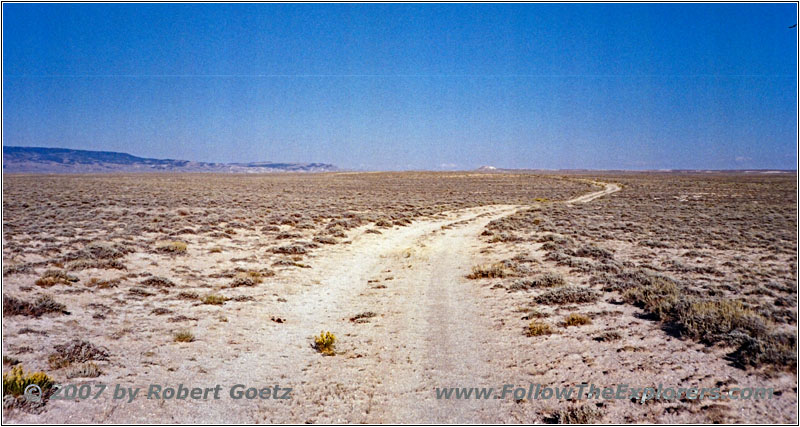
[2,172,797,423]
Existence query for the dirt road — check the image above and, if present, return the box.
[566,181,620,204]
[16,182,621,423]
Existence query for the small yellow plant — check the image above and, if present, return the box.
[3,365,54,396]
[527,321,553,337]
[313,331,336,355]
[563,313,592,327]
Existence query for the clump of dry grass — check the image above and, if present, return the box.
[65,362,102,379]
[86,277,121,289]
[202,294,227,305]
[527,320,553,336]
[174,330,195,342]
[467,262,512,279]
[563,313,592,327]
[35,269,78,287]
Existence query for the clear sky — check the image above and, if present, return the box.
[3,3,797,170]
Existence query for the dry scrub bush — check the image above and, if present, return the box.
[534,287,599,305]
[155,240,187,254]
[674,300,769,344]
[140,276,175,288]
[66,258,126,271]
[545,404,603,424]
[511,273,566,290]
[622,277,681,321]
[272,244,307,255]
[728,331,796,370]
[229,270,268,287]
[3,295,68,317]
[48,340,109,369]
[350,312,377,323]
[623,274,796,370]
[593,331,622,342]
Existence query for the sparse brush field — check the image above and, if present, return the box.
[1,171,796,423]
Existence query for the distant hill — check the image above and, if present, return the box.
[2,146,337,174]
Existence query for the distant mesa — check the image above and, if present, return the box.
[2,146,337,174]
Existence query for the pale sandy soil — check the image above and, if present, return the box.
[3,180,796,423]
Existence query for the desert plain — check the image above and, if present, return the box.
[1,171,797,423]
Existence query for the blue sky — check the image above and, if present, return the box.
[3,3,797,170]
